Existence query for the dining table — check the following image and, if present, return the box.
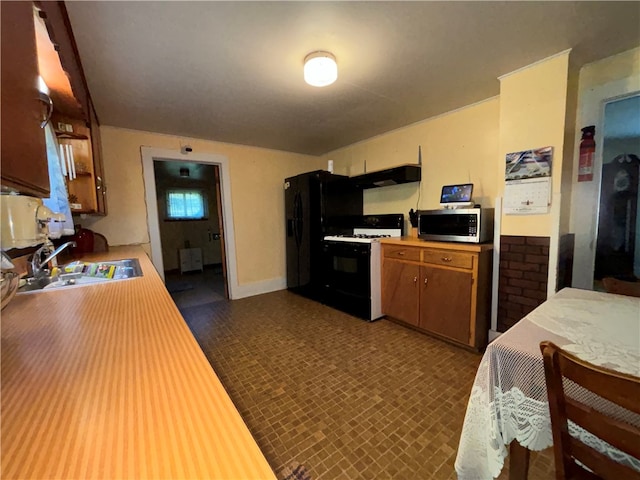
[455,287,640,479]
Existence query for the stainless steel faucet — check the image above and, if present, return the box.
[30,241,77,277]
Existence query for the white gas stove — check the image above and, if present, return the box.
[321,215,404,321]
[324,227,402,243]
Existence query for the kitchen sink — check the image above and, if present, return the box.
[18,258,143,293]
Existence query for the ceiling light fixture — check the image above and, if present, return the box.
[179,167,190,177]
[304,51,337,87]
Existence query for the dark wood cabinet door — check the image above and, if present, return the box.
[37,1,90,121]
[419,265,472,344]
[1,1,49,196]
[382,259,420,326]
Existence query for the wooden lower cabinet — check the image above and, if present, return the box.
[419,265,472,344]
[381,259,420,326]
[382,240,492,350]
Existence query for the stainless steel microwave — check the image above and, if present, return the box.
[417,208,494,243]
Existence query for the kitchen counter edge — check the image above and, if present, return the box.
[380,237,494,251]
[1,245,276,480]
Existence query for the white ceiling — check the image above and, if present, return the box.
[65,1,640,156]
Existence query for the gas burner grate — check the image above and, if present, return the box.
[336,234,392,239]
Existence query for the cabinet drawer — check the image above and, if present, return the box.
[384,246,420,261]
[422,249,474,269]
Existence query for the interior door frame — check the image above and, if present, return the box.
[141,146,239,299]
[594,92,640,282]
[571,83,640,290]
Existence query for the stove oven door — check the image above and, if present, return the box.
[320,240,372,320]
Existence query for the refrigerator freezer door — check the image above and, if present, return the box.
[285,176,300,288]
[285,170,363,297]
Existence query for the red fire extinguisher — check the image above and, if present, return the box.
[578,125,595,182]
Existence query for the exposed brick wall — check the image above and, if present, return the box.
[498,236,549,332]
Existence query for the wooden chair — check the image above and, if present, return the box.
[539,341,640,480]
[602,277,640,298]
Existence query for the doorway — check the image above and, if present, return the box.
[153,160,227,307]
[594,94,640,284]
[141,147,239,300]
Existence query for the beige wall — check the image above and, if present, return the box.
[325,51,577,300]
[559,65,579,237]
[80,126,324,286]
[579,47,640,91]
[76,48,639,295]
[325,97,500,231]
[324,53,572,241]
[498,51,571,237]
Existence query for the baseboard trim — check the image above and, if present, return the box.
[232,276,286,300]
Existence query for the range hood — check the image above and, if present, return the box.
[350,164,421,189]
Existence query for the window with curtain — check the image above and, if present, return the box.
[165,189,208,220]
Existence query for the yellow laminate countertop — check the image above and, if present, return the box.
[1,246,276,480]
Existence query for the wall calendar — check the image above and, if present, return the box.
[503,146,553,215]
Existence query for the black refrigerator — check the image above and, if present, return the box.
[285,170,362,300]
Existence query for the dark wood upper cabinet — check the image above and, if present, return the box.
[1,1,50,197]
[36,1,90,121]
[1,1,107,214]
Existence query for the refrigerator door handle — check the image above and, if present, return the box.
[292,194,297,246]
[296,193,304,247]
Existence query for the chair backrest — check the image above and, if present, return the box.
[602,277,640,298]
[539,341,640,480]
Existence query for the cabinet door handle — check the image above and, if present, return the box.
[96,176,102,190]
[441,256,452,262]
[413,276,417,283]
[424,277,428,285]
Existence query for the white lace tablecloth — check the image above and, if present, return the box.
[455,288,640,479]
